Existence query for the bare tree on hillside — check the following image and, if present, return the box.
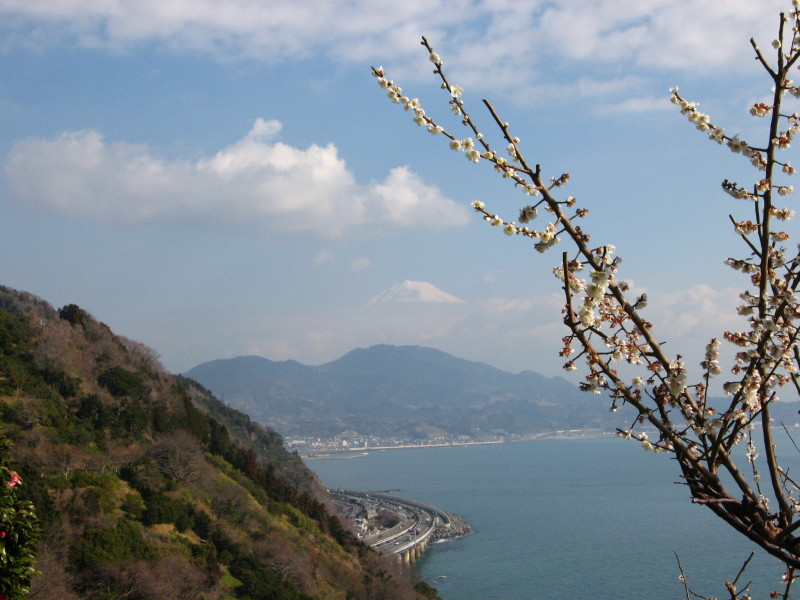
[375,2,800,597]
[150,431,202,484]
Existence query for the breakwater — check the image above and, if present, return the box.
[434,512,471,540]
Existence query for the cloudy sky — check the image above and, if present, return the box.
[0,0,794,380]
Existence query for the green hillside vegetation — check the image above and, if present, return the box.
[0,286,438,600]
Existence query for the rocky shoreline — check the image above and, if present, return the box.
[434,512,471,540]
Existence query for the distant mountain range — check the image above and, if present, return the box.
[185,344,625,439]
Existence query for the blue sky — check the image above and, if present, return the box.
[0,0,793,380]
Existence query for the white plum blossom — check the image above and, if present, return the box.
[507,143,519,161]
[708,126,726,144]
[518,206,537,223]
[578,306,596,327]
[772,207,796,220]
[666,359,687,397]
[520,185,537,197]
[702,338,722,375]
[747,441,759,463]
[375,25,800,572]
[728,135,750,154]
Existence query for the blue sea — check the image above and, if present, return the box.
[309,437,792,599]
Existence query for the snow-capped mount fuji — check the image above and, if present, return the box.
[368,280,464,305]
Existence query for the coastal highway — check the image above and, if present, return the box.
[330,490,448,557]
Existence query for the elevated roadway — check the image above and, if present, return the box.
[330,489,451,563]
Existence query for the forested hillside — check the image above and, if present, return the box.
[0,285,437,600]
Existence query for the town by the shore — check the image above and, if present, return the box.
[298,428,614,459]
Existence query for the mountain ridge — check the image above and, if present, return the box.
[185,343,619,439]
[187,346,800,442]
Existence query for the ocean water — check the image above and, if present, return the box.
[309,437,793,600]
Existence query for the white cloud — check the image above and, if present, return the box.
[370,166,469,226]
[595,95,672,115]
[348,258,371,274]
[481,0,782,71]
[312,250,334,266]
[649,283,742,339]
[1,1,787,90]
[3,118,469,235]
[434,0,785,109]
[478,295,560,315]
[0,0,473,61]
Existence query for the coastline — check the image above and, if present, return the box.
[301,429,614,459]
